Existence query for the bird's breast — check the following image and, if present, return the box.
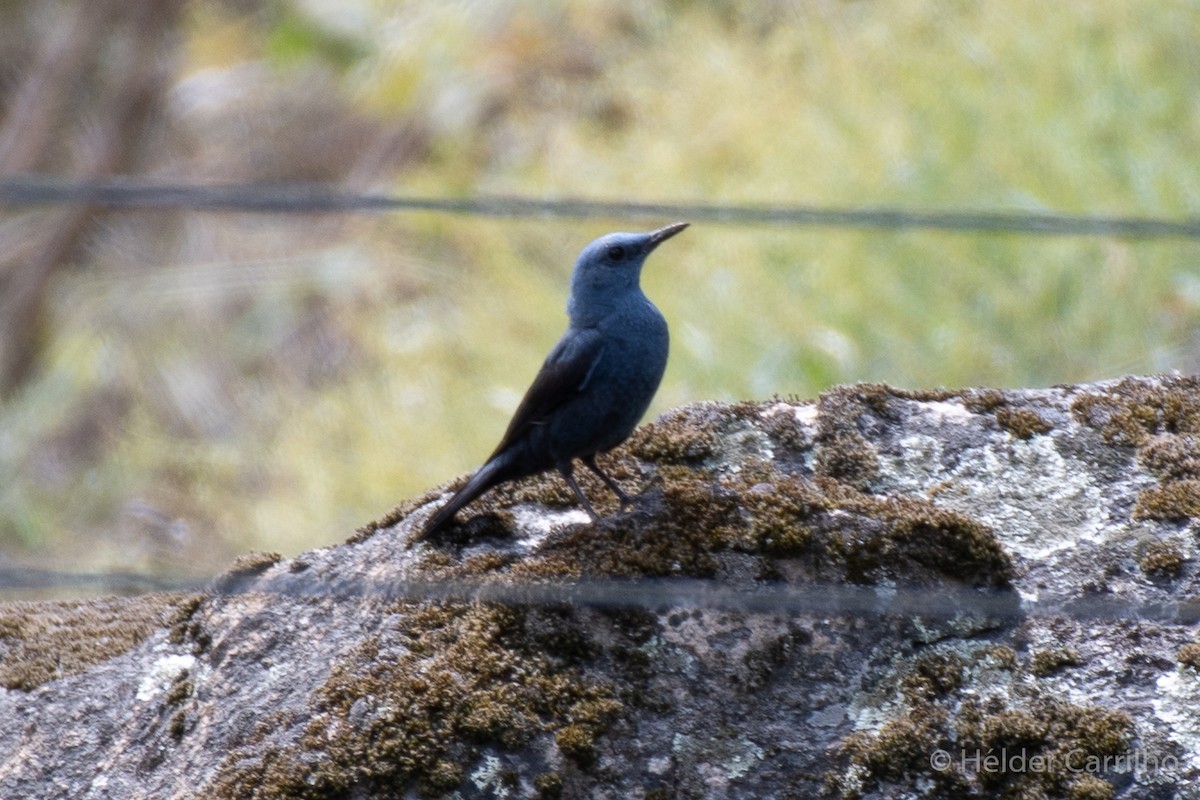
[592,301,669,395]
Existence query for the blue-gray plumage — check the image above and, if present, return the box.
[423,221,688,535]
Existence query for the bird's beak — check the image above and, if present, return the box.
[647,221,689,248]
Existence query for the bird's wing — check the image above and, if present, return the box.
[488,327,604,459]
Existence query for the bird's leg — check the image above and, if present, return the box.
[582,454,631,510]
[558,462,599,520]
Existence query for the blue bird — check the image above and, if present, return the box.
[423,222,688,535]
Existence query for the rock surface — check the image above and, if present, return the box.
[2,375,1200,799]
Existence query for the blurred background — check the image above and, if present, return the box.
[1,0,1198,593]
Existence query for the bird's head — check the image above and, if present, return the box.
[568,222,688,322]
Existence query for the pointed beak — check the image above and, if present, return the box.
[647,221,689,249]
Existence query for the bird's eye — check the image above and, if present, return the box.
[606,245,627,261]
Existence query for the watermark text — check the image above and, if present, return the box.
[929,747,1177,777]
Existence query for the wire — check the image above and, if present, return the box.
[3,174,1199,238]
[0,566,202,595]
[1,566,1196,624]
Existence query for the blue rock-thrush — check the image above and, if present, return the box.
[423,221,688,535]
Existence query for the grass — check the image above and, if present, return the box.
[2,0,1199,572]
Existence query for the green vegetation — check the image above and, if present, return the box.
[2,1,1199,573]
[833,644,1132,800]
[211,602,623,799]
[1071,375,1200,523]
[0,592,196,690]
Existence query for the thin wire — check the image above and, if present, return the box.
[3,174,1200,238]
[0,566,202,595]
[2,566,1196,624]
[2,176,1195,616]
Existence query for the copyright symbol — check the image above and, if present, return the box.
[930,749,953,772]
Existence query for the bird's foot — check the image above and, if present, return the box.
[581,455,634,512]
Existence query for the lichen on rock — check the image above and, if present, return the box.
[0,376,1197,799]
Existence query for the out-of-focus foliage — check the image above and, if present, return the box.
[2,0,1199,581]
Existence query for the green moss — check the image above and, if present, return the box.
[459,690,531,745]
[962,389,1056,438]
[461,550,517,575]
[1139,434,1200,480]
[963,388,1007,413]
[508,452,1012,590]
[419,759,465,795]
[555,723,598,765]
[626,406,721,464]
[758,402,814,453]
[889,386,964,403]
[737,471,823,556]
[211,602,622,798]
[835,703,951,788]
[1138,540,1187,577]
[213,550,283,592]
[522,464,732,579]
[810,381,964,483]
[569,697,624,727]
[1068,774,1116,800]
[1031,647,1081,676]
[975,644,1018,670]
[418,549,457,571]
[816,480,1012,587]
[1071,375,1200,447]
[955,696,1132,797]
[533,771,563,798]
[995,407,1054,439]
[973,708,1048,754]
[1064,378,1200,523]
[501,439,1012,591]
[163,665,195,740]
[0,592,191,691]
[1176,642,1200,669]
[168,709,189,741]
[1134,480,1200,521]
[165,675,194,706]
[901,652,966,701]
[166,592,211,648]
[832,649,1132,799]
[813,385,883,489]
[503,471,583,510]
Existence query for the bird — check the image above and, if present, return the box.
[422,221,688,536]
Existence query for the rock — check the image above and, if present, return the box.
[2,375,1199,798]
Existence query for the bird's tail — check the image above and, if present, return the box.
[420,455,512,537]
